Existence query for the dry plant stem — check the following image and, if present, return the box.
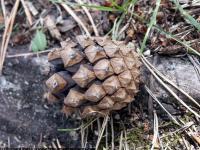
[105,123,108,149]
[52,141,57,149]
[182,137,190,150]
[6,49,52,58]
[76,0,99,36]
[179,120,200,145]
[95,115,109,150]
[151,111,159,150]
[20,0,33,25]
[160,121,193,139]
[123,129,129,150]
[111,116,114,150]
[81,123,85,148]
[141,57,200,118]
[84,128,89,148]
[61,3,91,38]
[119,131,123,150]
[145,86,180,125]
[1,0,7,22]
[187,55,200,81]
[0,0,20,75]
[56,139,62,149]
[141,55,200,109]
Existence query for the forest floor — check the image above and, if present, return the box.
[0,0,200,149]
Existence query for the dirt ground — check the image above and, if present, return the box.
[0,47,82,148]
[1,0,200,149]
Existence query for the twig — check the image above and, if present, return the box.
[61,2,91,38]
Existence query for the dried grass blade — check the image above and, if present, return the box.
[1,0,7,23]
[95,115,109,150]
[145,85,180,125]
[151,111,159,150]
[0,0,20,74]
[20,0,33,25]
[76,0,99,36]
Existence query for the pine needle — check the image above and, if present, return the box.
[60,2,91,38]
[0,0,20,74]
[141,56,200,118]
[76,0,99,36]
[151,111,159,150]
[95,115,109,150]
[145,86,180,125]
[154,25,200,57]
[142,55,200,109]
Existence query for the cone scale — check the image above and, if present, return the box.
[46,36,141,118]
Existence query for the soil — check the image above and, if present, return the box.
[1,1,200,148]
[0,46,81,148]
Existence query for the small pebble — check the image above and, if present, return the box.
[143,50,151,56]
[69,131,79,141]
[24,81,29,85]
[114,114,120,120]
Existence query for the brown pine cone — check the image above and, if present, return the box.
[45,35,141,118]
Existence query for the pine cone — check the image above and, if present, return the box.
[46,36,141,118]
